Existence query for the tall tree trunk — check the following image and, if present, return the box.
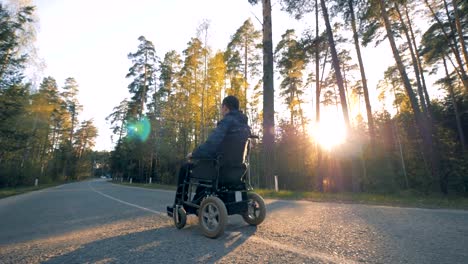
[290,89,295,127]
[424,0,468,92]
[348,0,376,149]
[142,54,148,117]
[321,0,356,191]
[296,92,306,134]
[69,107,76,143]
[380,0,444,193]
[118,117,125,143]
[404,3,432,112]
[315,0,320,124]
[201,63,206,141]
[443,55,466,151]
[451,0,468,72]
[64,106,76,179]
[39,127,50,178]
[395,3,428,115]
[342,61,352,110]
[201,30,208,142]
[443,0,468,88]
[392,119,409,189]
[244,40,249,111]
[315,0,323,192]
[320,0,350,129]
[262,0,275,189]
[193,67,198,147]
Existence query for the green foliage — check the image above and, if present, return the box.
[275,122,315,191]
[0,4,34,89]
[126,36,159,118]
[104,1,468,197]
[0,4,99,187]
[275,29,308,127]
[225,18,262,111]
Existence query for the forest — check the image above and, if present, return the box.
[1,0,467,195]
[0,2,101,186]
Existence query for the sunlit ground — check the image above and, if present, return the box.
[309,109,347,151]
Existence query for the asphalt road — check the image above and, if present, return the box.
[0,179,467,264]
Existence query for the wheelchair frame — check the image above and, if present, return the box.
[168,136,266,238]
[179,138,253,215]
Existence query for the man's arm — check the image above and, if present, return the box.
[191,116,233,159]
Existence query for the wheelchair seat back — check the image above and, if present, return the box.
[217,131,250,187]
[190,129,251,187]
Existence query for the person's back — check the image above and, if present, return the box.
[217,110,250,164]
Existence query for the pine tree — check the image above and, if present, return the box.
[126,36,159,118]
[275,29,308,129]
[0,4,33,89]
[226,18,262,111]
[249,0,276,188]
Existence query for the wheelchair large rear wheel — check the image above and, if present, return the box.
[242,192,266,226]
[173,206,187,229]
[199,196,228,238]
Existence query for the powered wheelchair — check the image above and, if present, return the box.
[166,135,266,238]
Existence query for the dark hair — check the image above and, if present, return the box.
[222,95,239,111]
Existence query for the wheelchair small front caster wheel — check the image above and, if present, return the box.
[199,196,228,238]
[173,206,187,229]
[242,192,266,226]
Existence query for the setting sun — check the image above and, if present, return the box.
[309,109,347,150]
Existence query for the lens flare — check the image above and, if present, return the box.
[126,116,151,142]
[309,109,347,151]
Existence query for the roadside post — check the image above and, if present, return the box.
[274,175,279,192]
[149,177,152,184]
[130,178,133,184]
[34,178,38,187]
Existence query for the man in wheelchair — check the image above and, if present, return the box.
[167,95,266,238]
[176,95,251,203]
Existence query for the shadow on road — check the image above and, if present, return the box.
[44,223,258,264]
[266,199,307,212]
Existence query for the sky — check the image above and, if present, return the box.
[30,0,414,151]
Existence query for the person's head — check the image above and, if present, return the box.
[221,95,239,116]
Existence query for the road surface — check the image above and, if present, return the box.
[0,179,467,263]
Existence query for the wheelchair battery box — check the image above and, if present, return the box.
[219,191,249,215]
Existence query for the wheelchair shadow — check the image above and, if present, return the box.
[42,196,301,263]
[44,219,258,264]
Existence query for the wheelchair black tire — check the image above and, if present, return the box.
[174,207,187,229]
[199,196,228,238]
[242,192,266,226]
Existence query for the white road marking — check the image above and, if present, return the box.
[88,181,166,217]
[108,182,174,193]
[88,180,355,264]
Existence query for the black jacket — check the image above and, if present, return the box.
[191,110,251,159]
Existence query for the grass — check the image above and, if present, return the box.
[113,181,468,210]
[255,189,468,210]
[0,182,64,199]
